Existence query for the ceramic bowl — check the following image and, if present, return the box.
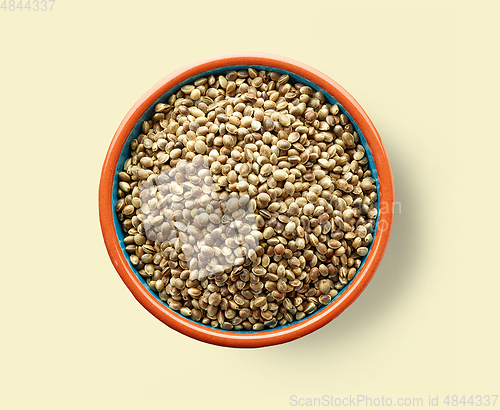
[99,53,394,348]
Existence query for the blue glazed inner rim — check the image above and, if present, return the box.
[112,65,380,332]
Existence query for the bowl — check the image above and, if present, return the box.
[99,53,394,348]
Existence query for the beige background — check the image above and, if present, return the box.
[0,0,497,409]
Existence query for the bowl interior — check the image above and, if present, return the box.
[112,65,381,333]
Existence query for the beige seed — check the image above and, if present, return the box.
[273,169,288,181]
[352,237,362,249]
[357,247,369,256]
[253,266,267,276]
[347,268,357,281]
[318,159,330,168]
[307,192,318,203]
[304,303,317,315]
[118,181,131,192]
[289,202,299,215]
[218,76,228,88]
[263,227,275,239]
[296,312,306,320]
[201,245,215,258]
[288,132,300,143]
[260,163,273,176]
[279,114,291,127]
[303,203,314,216]
[122,205,135,216]
[134,234,146,246]
[118,172,131,182]
[257,193,271,206]
[226,198,239,213]
[357,225,368,238]
[181,84,195,94]
[354,149,365,161]
[179,306,191,317]
[170,149,182,159]
[223,134,235,148]
[155,280,164,292]
[309,234,319,247]
[251,120,261,131]
[342,132,355,147]
[285,222,296,235]
[254,296,267,308]
[367,208,378,219]
[361,179,373,191]
[277,140,291,150]
[268,202,280,212]
[195,140,206,154]
[319,279,331,294]
[318,295,331,305]
[284,181,295,195]
[190,88,201,101]
[132,197,141,208]
[263,117,274,131]
[169,300,182,310]
[188,288,201,298]
[190,107,204,117]
[208,292,222,306]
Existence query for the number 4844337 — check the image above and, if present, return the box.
[1,0,56,11]
[443,395,498,406]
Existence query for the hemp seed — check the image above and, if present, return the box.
[116,67,379,331]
